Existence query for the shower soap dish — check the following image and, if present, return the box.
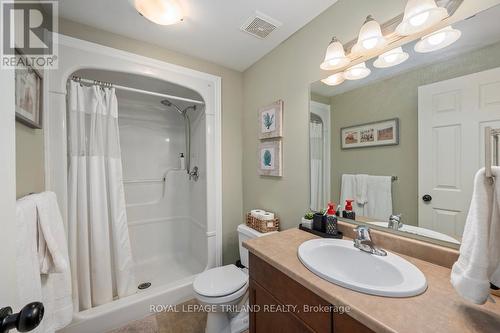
[246,212,279,233]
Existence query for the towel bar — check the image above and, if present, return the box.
[485,127,500,180]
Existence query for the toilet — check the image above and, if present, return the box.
[193,224,276,333]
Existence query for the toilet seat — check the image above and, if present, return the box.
[193,265,249,303]
[195,280,249,305]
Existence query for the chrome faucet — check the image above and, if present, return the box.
[353,225,387,256]
[388,214,403,230]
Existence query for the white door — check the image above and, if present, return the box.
[419,67,500,240]
[0,70,19,309]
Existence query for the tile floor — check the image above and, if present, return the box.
[108,299,207,333]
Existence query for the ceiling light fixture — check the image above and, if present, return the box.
[351,15,387,55]
[134,0,184,25]
[373,47,409,68]
[344,62,371,80]
[414,26,461,53]
[321,73,345,86]
[320,37,350,70]
[396,0,448,36]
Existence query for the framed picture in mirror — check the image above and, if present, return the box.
[341,118,399,149]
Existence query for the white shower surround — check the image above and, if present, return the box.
[44,34,222,333]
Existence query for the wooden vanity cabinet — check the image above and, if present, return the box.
[249,253,374,333]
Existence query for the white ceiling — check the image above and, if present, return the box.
[58,0,338,71]
[311,4,500,97]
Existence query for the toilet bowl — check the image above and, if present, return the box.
[193,224,277,333]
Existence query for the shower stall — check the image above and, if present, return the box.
[46,36,221,333]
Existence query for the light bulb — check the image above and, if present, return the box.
[415,26,461,53]
[374,47,409,68]
[320,37,350,70]
[321,73,345,86]
[396,0,448,36]
[344,62,371,80]
[351,16,387,55]
[409,11,430,27]
[427,31,446,45]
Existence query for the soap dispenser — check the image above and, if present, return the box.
[342,199,356,220]
[325,202,338,235]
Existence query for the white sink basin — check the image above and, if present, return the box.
[298,239,427,297]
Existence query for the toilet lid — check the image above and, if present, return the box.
[193,265,248,297]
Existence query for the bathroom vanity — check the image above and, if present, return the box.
[244,228,500,333]
[249,252,373,332]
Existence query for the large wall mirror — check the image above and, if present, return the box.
[309,5,500,248]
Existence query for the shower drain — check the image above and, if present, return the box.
[138,282,151,290]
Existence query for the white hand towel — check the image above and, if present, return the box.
[16,197,45,333]
[355,174,369,205]
[365,175,393,221]
[451,167,500,304]
[340,174,364,217]
[32,192,73,331]
[32,192,68,274]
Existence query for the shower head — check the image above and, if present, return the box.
[161,99,197,115]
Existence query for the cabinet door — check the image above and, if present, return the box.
[333,313,375,333]
[249,279,315,333]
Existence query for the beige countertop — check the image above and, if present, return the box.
[243,228,500,333]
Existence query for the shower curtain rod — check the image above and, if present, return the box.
[71,76,205,105]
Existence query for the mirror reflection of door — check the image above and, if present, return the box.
[418,67,500,240]
[309,101,330,211]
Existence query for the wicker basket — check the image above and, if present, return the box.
[246,212,279,233]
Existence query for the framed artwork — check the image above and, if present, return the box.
[258,140,282,177]
[341,118,399,149]
[258,100,283,139]
[15,50,43,129]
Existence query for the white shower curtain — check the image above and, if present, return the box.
[67,81,135,311]
[310,121,324,211]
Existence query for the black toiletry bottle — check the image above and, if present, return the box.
[313,212,326,232]
[342,199,356,220]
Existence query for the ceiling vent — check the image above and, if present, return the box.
[240,11,282,39]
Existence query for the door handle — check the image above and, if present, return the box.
[422,194,432,202]
[0,302,44,333]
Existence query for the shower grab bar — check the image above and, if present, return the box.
[123,177,166,184]
[485,126,500,180]
[122,168,184,185]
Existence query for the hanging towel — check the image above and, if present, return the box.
[32,192,68,274]
[340,174,364,217]
[451,167,500,304]
[16,197,45,333]
[355,174,369,205]
[365,175,393,221]
[31,192,73,331]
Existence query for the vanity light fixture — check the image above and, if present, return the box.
[373,47,410,68]
[351,15,387,55]
[414,26,461,53]
[344,62,371,80]
[134,0,184,25]
[321,73,345,86]
[320,37,350,70]
[396,0,448,36]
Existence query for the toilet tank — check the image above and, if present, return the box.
[237,224,277,267]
